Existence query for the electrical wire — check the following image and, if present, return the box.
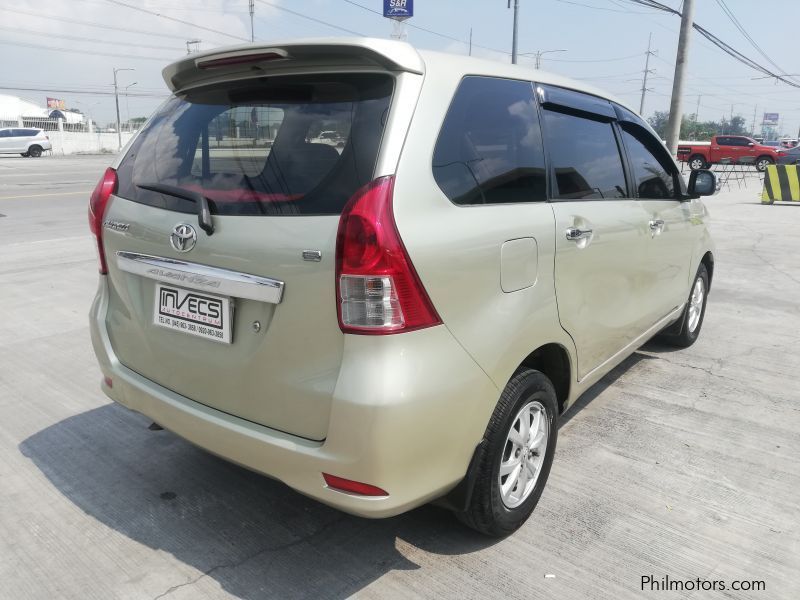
[713,0,800,85]
[104,0,249,42]
[0,25,184,53]
[620,0,800,88]
[256,0,366,37]
[0,39,171,62]
[0,6,219,43]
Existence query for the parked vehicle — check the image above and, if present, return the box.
[88,39,716,536]
[0,127,52,157]
[678,135,782,171]
[777,145,800,165]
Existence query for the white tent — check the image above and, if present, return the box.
[0,94,49,120]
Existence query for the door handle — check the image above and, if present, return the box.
[565,227,593,241]
[649,219,665,235]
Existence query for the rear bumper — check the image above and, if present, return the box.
[89,277,498,518]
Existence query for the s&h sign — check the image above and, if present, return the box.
[384,0,413,19]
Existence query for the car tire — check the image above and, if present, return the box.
[688,155,707,170]
[756,156,773,172]
[28,145,43,158]
[660,263,709,348]
[456,369,558,537]
[20,153,29,157]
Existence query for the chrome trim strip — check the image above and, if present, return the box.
[116,251,284,304]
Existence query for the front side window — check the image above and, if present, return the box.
[432,76,546,205]
[621,124,677,199]
[542,110,627,200]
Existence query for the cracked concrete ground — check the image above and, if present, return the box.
[1,156,798,599]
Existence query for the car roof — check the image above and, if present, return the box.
[163,37,638,115]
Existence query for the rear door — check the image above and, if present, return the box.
[102,73,394,441]
[541,87,653,381]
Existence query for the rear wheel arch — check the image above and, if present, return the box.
[701,251,714,290]
[517,343,571,414]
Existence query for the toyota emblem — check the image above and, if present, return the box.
[170,223,197,253]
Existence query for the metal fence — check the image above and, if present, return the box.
[1,115,140,154]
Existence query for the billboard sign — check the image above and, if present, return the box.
[763,112,779,126]
[46,97,65,110]
[384,0,413,20]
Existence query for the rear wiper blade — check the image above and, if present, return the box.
[136,182,214,236]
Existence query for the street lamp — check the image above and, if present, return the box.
[113,67,134,150]
[519,49,566,69]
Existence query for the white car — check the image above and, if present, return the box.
[0,127,52,157]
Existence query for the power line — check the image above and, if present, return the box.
[0,85,168,98]
[713,0,800,85]
[0,25,184,53]
[104,0,249,42]
[619,0,800,88]
[544,52,642,63]
[340,0,508,56]
[0,39,171,62]
[0,7,216,43]
[256,0,366,37]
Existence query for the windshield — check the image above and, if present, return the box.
[115,73,393,216]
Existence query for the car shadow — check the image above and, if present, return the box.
[20,340,681,598]
[19,403,499,600]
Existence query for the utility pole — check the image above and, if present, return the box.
[249,0,255,42]
[527,49,566,69]
[112,67,134,151]
[508,0,519,64]
[751,105,757,136]
[665,0,695,154]
[469,27,473,56]
[639,33,655,115]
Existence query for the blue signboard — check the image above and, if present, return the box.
[383,0,413,19]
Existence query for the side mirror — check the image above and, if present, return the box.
[687,169,716,198]
[748,142,755,147]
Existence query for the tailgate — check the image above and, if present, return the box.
[101,72,394,441]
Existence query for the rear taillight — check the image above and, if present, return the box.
[335,176,441,334]
[88,167,118,274]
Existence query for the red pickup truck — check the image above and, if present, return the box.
[678,135,783,172]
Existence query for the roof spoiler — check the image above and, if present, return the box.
[162,37,425,92]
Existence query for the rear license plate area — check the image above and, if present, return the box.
[154,284,232,344]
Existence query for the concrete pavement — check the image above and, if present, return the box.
[0,156,798,599]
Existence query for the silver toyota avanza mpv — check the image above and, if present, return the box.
[89,38,716,536]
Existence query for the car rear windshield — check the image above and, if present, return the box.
[115,73,393,216]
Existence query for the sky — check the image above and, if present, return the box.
[1,0,799,136]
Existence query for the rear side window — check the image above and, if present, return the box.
[542,110,627,200]
[115,73,393,216]
[432,76,546,205]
